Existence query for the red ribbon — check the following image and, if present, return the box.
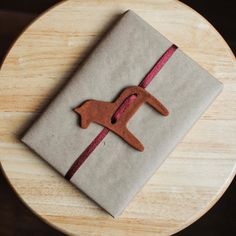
[65,45,177,180]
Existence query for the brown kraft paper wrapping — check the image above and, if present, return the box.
[21,10,223,217]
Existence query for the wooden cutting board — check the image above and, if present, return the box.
[0,0,235,235]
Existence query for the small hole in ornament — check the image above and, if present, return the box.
[111,117,117,124]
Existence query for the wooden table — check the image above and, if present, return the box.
[0,0,235,235]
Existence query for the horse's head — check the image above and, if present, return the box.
[74,100,94,129]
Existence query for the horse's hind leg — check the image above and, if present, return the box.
[145,93,169,116]
[116,127,144,151]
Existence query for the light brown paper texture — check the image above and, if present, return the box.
[22,10,223,217]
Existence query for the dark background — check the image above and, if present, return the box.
[0,1,235,235]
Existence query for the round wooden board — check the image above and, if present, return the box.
[0,0,235,235]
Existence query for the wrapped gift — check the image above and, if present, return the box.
[21,10,223,217]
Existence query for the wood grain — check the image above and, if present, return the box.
[0,0,235,235]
